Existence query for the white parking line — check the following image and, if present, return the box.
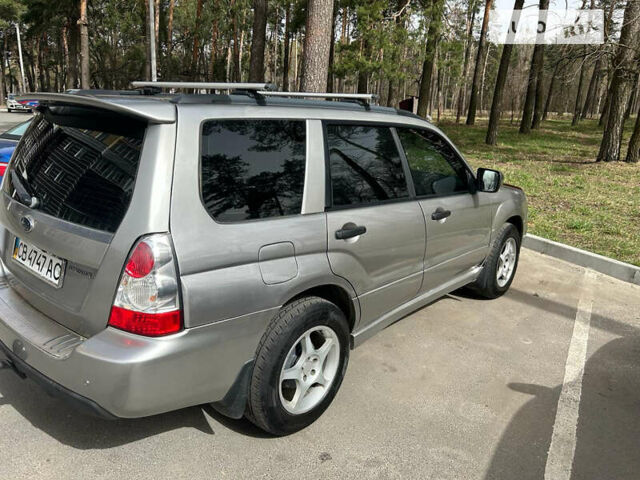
[544,270,596,480]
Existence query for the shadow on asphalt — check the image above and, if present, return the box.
[201,405,275,439]
[0,370,216,448]
[483,291,640,480]
[0,360,284,447]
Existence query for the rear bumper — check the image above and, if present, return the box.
[0,272,273,418]
[0,340,116,419]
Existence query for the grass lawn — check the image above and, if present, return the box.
[437,115,640,267]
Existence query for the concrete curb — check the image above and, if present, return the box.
[523,234,640,286]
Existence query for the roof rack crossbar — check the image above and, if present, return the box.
[256,91,379,106]
[131,81,278,92]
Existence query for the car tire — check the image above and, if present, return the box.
[6,108,11,113]
[246,296,350,436]
[470,223,521,299]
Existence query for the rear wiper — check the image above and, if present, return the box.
[11,170,40,209]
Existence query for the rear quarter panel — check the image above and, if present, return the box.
[169,105,357,332]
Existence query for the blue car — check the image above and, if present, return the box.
[0,118,32,181]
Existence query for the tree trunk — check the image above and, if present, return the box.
[282,3,291,91]
[144,0,151,80]
[572,50,588,126]
[78,0,90,88]
[623,72,640,121]
[581,57,601,118]
[154,0,160,54]
[543,61,559,120]
[356,37,369,94]
[0,33,5,105]
[33,36,41,91]
[166,0,175,78]
[294,33,299,89]
[466,0,493,125]
[208,19,219,81]
[480,43,491,115]
[300,0,334,93]
[68,14,79,88]
[585,0,616,118]
[167,0,175,54]
[326,4,338,93]
[436,56,442,122]
[519,0,549,133]
[232,7,241,82]
[531,50,546,129]
[272,8,279,82]
[386,0,410,107]
[417,0,445,118]
[42,33,51,91]
[519,46,542,133]
[599,84,611,127]
[337,6,348,92]
[456,7,476,124]
[249,0,268,82]
[597,0,640,162]
[486,0,524,145]
[191,0,204,79]
[625,106,640,162]
[239,27,245,81]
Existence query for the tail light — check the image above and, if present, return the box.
[0,164,7,177]
[108,233,183,336]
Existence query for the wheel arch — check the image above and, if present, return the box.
[286,284,357,333]
[506,215,524,239]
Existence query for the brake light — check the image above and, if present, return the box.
[0,164,6,177]
[108,233,182,337]
[125,241,154,278]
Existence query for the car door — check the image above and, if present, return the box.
[324,123,426,329]
[395,127,492,294]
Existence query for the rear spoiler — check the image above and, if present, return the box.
[16,92,175,125]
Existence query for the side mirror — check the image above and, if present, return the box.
[476,168,503,193]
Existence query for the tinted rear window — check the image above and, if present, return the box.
[9,112,144,233]
[200,119,306,222]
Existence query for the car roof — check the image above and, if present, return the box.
[19,91,427,126]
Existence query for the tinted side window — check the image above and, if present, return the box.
[327,124,408,207]
[397,128,469,197]
[201,120,306,222]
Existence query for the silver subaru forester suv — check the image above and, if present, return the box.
[0,83,526,435]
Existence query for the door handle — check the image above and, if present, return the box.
[431,208,452,221]
[335,225,367,240]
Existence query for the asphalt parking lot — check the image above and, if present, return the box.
[0,109,33,131]
[1,110,640,479]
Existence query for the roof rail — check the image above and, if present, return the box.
[130,81,278,92]
[257,91,379,106]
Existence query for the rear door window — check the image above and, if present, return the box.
[9,112,144,233]
[326,124,409,207]
[200,119,306,222]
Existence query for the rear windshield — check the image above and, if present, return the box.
[8,109,145,233]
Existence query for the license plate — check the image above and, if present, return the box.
[12,237,66,288]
